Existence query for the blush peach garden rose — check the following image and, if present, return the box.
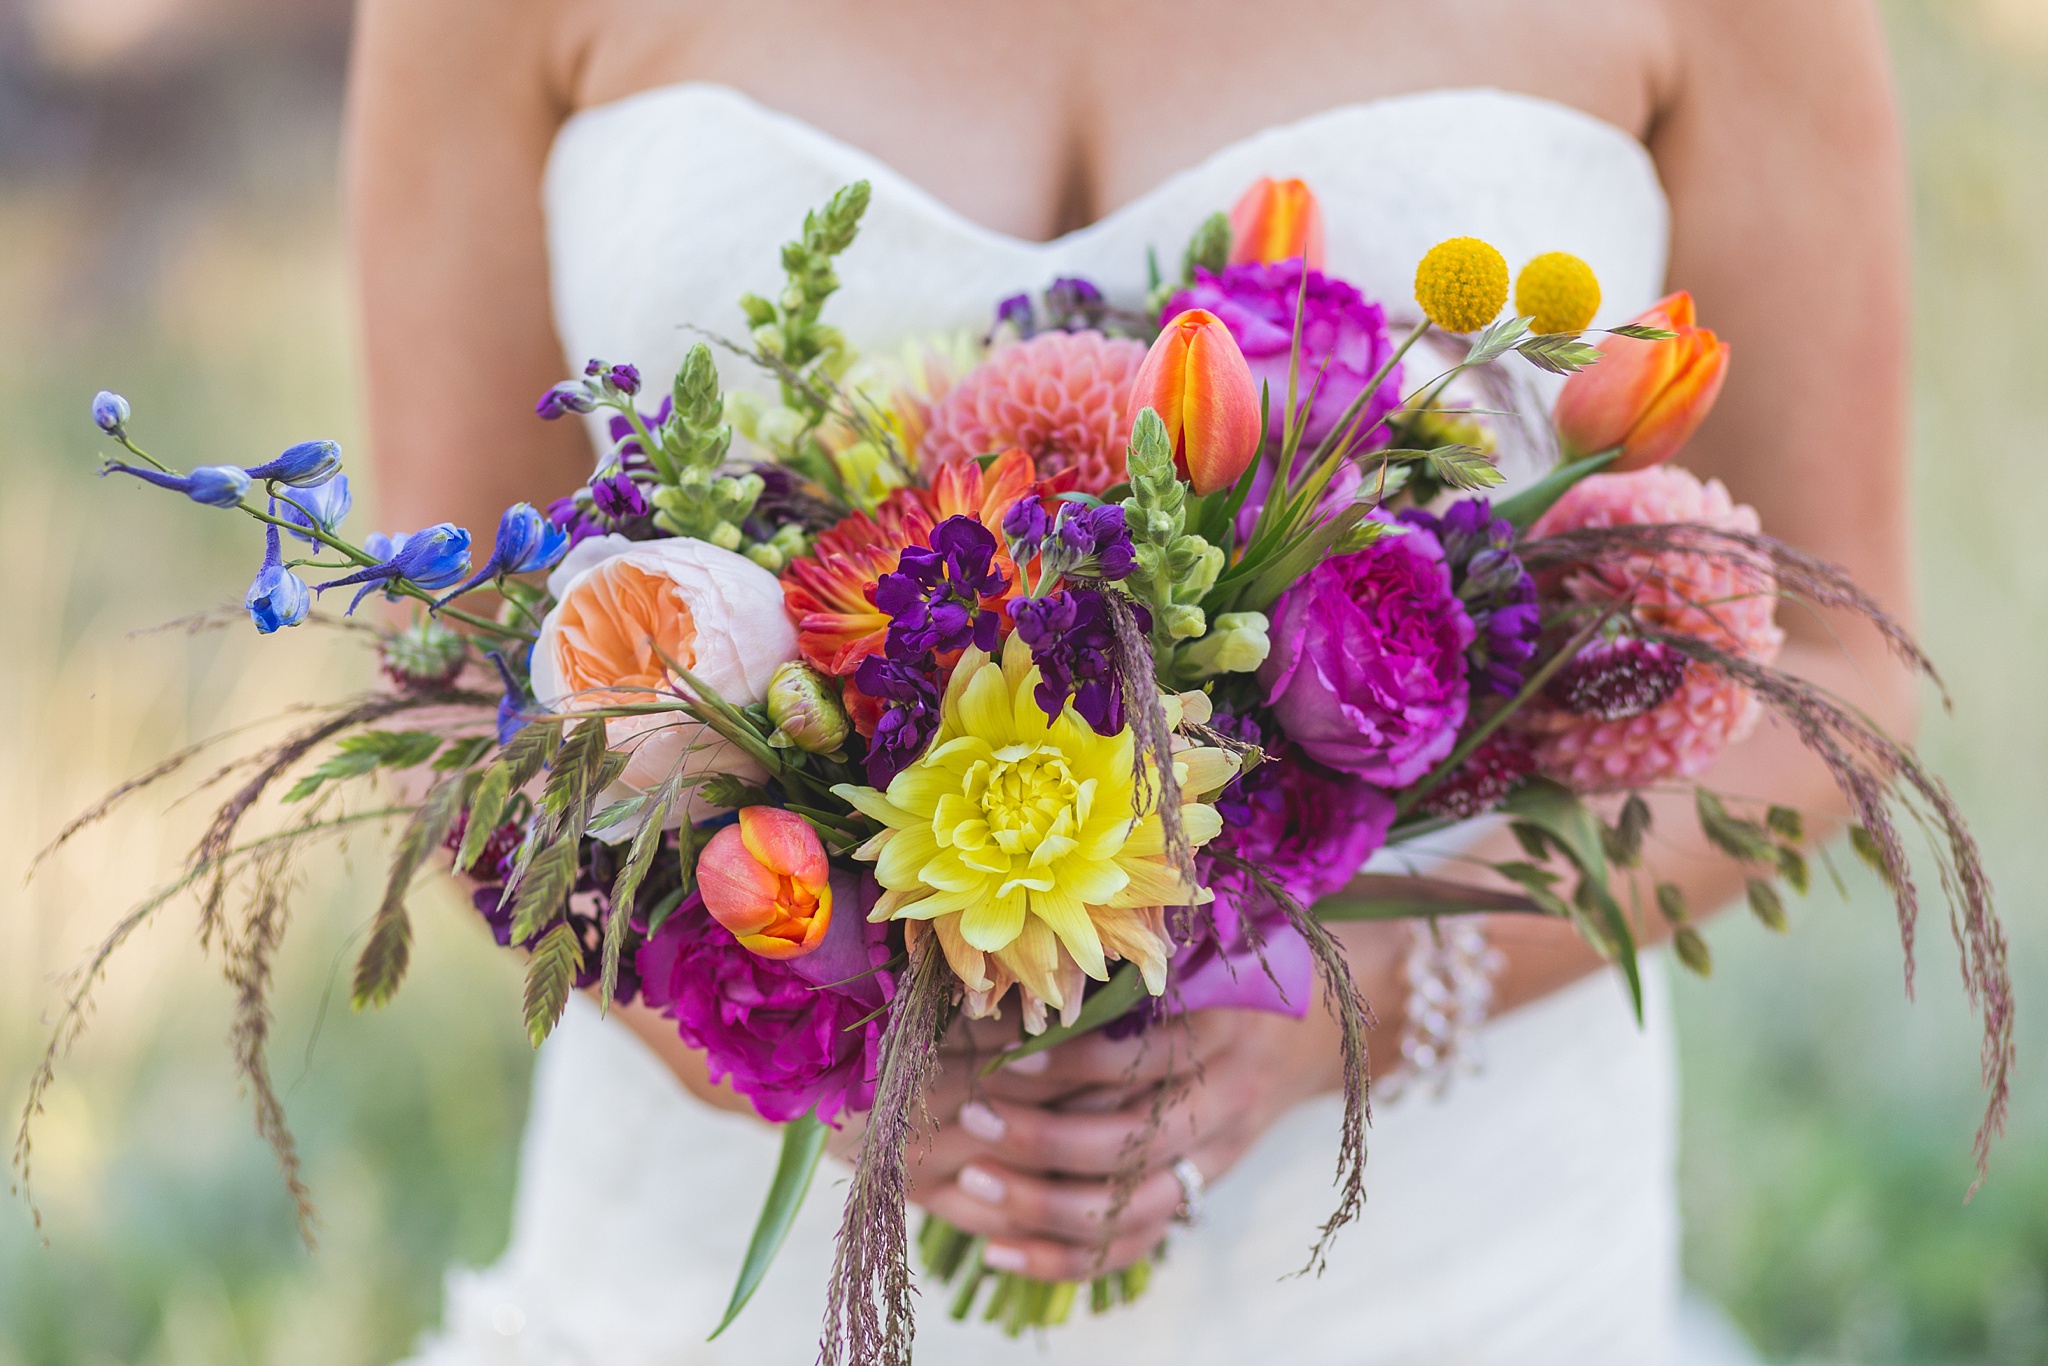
[531,534,799,829]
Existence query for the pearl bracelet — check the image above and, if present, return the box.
[1389,916,1504,1100]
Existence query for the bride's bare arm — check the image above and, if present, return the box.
[347,0,593,550]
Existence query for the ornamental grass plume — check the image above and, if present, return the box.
[834,633,1237,1033]
[1519,466,1785,789]
[918,329,1147,493]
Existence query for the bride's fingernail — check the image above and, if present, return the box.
[959,1100,1006,1141]
[981,1243,1029,1273]
[957,1164,1007,1205]
[1002,1050,1049,1074]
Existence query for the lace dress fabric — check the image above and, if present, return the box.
[405,84,1691,1365]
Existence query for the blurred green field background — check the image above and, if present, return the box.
[0,1,2043,1362]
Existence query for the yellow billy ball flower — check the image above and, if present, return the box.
[1515,251,1602,334]
[1414,236,1509,335]
[833,635,1238,1031]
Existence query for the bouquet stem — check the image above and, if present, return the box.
[916,1215,1154,1337]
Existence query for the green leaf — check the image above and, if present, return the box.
[432,734,496,773]
[284,730,443,803]
[1746,878,1789,933]
[644,886,688,937]
[1510,821,1553,862]
[1500,779,1609,881]
[522,922,583,1047]
[1672,926,1713,977]
[1515,333,1606,375]
[1604,794,1652,869]
[1575,876,1643,1022]
[1606,323,1677,341]
[982,963,1146,1075]
[351,773,470,1011]
[454,762,514,874]
[1654,881,1689,926]
[1766,805,1805,843]
[709,1114,831,1339]
[509,837,578,944]
[1495,450,1621,533]
[1423,444,1505,491]
[1464,315,1531,368]
[1696,788,1776,864]
[1488,861,1575,920]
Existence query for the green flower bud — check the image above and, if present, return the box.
[1175,611,1271,680]
[765,661,851,754]
[1162,603,1207,641]
[752,323,786,357]
[708,521,743,552]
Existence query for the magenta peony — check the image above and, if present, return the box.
[1164,260,1402,450]
[917,329,1147,493]
[635,871,894,1125]
[1259,521,1476,786]
[1520,467,1786,789]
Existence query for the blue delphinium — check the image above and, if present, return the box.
[245,526,310,634]
[321,523,473,613]
[875,516,1008,660]
[101,460,251,508]
[436,503,570,604]
[275,474,353,542]
[92,391,130,435]
[245,439,343,488]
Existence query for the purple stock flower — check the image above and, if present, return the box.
[1054,502,1135,580]
[1166,260,1402,450]
[853,654,943,785]
[993,293,1035,336]
[591,470,649,521]
[536,383,596,419]
[1258,518,1476,786]
[1043,276,1108,332]
[875,515,1008,660]
[636,874,895,1125]
[1008,587,1138,735]
[1001,494,1050,560]
[607,363,642,396]
[1400,499,1542,696]
[546,494,607,549]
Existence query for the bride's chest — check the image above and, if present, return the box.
[562,0,1672,243]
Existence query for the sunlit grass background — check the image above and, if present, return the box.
[0,1,2043,1361]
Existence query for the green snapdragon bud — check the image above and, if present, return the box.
[1175,611,1271,680]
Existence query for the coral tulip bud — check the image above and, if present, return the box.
[1125,309,1263,495]
[697,806,833,959]
[1227,177,1326,269]
[765,660,852,754]
[1554,291,1730,471]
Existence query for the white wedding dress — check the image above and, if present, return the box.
[405,85,1717,1366]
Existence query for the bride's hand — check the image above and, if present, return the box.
[903,1006,1349,1281]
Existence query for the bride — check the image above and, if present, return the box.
[346,1,1913,1361]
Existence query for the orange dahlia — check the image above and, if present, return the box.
[780,448,1059,677]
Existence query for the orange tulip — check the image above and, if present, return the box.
[1554,291,1730,472]
[1227,177,1326,269]
[697,806,832,959]
[1126,308,1264,494]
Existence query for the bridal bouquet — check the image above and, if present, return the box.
[24,178,2010,1364]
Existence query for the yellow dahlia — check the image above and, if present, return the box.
[833,634,1237,1031]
